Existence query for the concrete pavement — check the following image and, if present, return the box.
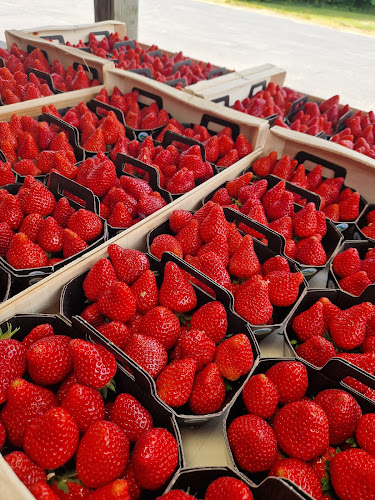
[0,0,373,110]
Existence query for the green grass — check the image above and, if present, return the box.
[200,0,375,35]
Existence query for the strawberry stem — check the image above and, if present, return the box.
[0,323,20,340]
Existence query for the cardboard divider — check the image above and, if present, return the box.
[60,250,260,426]
[161,129,206,161]
[355,203,375,242]
[163,466,307,499]
[0,312,184,498]
[283,288,375,378]
[224,356,375,488]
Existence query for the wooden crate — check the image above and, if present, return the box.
[263,126,375,203]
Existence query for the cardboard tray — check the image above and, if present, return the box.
[147,206,308,339]
[327,239,375,296]
[60,251,261,426]
[355,203,375,242]
[162,466,307,499]
[283,287,375,374]
[224,357,375,492]
[263,127,375,205]
[0,312,184,499]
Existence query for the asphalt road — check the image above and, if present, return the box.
[0,0,374,111]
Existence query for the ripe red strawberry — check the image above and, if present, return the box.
[338,191,360,221]
[204,135,219,163]
[62,228,89,258]
[17,132,40,160]
[24,407,79,470]
[234,275,273,325]
[251,151,277,177]
[128,270,158,315]
[272,155,295,181]
[217,148,239,167]
[265,270,303,307]
[296,336,336,367]
[159,261,197,313]
[52,197,75,228]
[169,210,193,233]
[266,361,308,404]
[362,257,375,281]
[188,362,226,415]
[284,238,297,260]
[0,221,13,257]
[1,378,57,447]
[228,414,277,472]
[6,233,48,269]
[339,270,372,296]
[26,335,73,386]
[61,383,105,433]
[292,300,326,342]
[13,158,42,177]
[199,204,228,242]
[111,393,153,443]
[37,217,64,253]
[108,244,150,285]
[215,333,253,381]
[332,247,361,278]
[66,209,103,243]
[83,257,118,302]
[107,202,134,229]
[269,215,293,240]
[355,413,375,457]
[342,376,375,402]
[190,301,228,344]
[150,234,183,260]
[69,338,117,389]
[138,306,179,350]
[267,190,294,221]
[124,334,168,378]
[295,234,327,266]
[242,373,279,419]
[122,460,142,500]
[20,182,56,216]
[292,202,317,237]
[274,400,329,461]
[77,153,117,197]
[18,214,43,243]
[323,203,340,221]
[226,173,253,198]
[336,352,375,375]
[329,448,375,500]
[178,329,216,371]
[176,218,202,256]
[198,251,233,292]
[96,321,131,351]
[329,302,373,350]
[262,255,289,275]
[314,388,362,444]
[0,193,24,230]
[0,161,16,186]
[76,420,129,489]
[229,235,261,279]
[4,451,46,489]
[261,181,286,212]
[234,134,252,159]
[268,458,322,500]
[89,479,131,499]
[156,358,196,407]
[132,427,179,490]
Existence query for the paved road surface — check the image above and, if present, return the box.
[0,0,374,110]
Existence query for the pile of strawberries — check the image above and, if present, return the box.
[227,359,375,500]
[66,32,226,86]
[0,176,103,269]
[290,296,375,371]
[76,244,255,415]
[332,246,375,296]
[359,208,375,240]
[149,204,305,326]
[208,172,329,266]
[0,43,98,105]
[158,476,254,499]
[232,82,302,120]
[0,114,78,180]
[331,110,375,159]
[0,319,180,498]
[76,152,168,229]
[252,152,361,222]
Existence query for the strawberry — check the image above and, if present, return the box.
[122,460,142,500]
[96,321,131,351]
[227,222,243,256]
[338,192,360,221]
[62,228,88,258]
[23,324,54,351]
[284,238,297,259]
[267,190,294,221]
[343,376,375,402]
[61,383,105,433]
[89,479,131,499]
[76,420,129,489]
[17,132,40,160]
[234,134,252,159]
[52,197,75,228]
[251,151,277,177]
[296,336,336,367]
[176,218,202,256]
[24,407,79,470]
[124,334,168,378]
[265,270,303,307]
[83,258,118,302]
[66,209,103,243]
[242,373,279,419]
[261,181,286,212]
[169,210,193,233]
[139,306,180,350]
[20,181,56,216]
[269,216,293,240]
[272,155,295,180]
[107,202,134,229]
[262,255,290,275]
[292,202,317,237]
[234,275,273,325]
[199,204,228,243]
[226,173,253,198]
[0,333,27,405]
[1,378,57,447]
[362,257,375,281]
[204,477,254,500]
[187,362,225,415]
[329,449,375,500]
[329,302,373,350]
[314,388,362,446]
[108,244,150,285]
[268,458,322,500]
[150,234,183,260]
[156,358,196,407]
[229,235,260,279]
[0,194,24,230]
[128,270,158,316]
[292,300,325,342]
[238,179,268,205]
[37,217,64,253]
[77,153,117,197]
[26,335,73,386]
[274,400,329,461]
[295,234,327,266]
[265,361,308,404]
[336,352,375,374]
[166,167,195,194]
[339,270,372,296]
[111,393,153,443]
[215,333,253,381]
[190,301,227,344]
[69,338,117,389]
[228,414,277,472]
[217,149,239,167]
[132,427,179,490]
[204,135,219,163]
[159,261,197,313]
[4,451,46,490]
[178,329,216,371]
[0,161,16,185]
[332,248,361,278]
[198,251,233,292]
[356,413,375,456]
